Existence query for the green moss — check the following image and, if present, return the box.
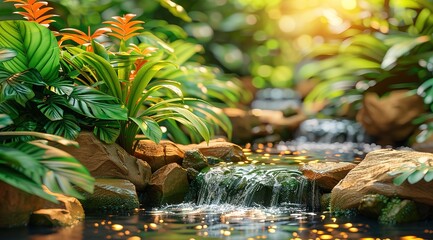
[378,198,421,224]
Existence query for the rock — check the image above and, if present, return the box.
[299,162,357,191]
[223,108,260,144]
[179,139,246,163]
[251,109,307,140]
[145,163,189,207]
[331,149,433,211]
[29,209,76,227]
[186,167,200,182]
[78,178,139,213]
[56,131,152,191]
[0,182,45,227]
[378,199,421,224]
[134,140,184,172]
[39,186,84,221]
[358,194,390,219]
[356,90,425,145]
[182,150,208,171]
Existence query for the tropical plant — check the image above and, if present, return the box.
[55,12,232,151]
[0,113,94,202]
[0,1,128,143]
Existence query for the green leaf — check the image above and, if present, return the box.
[0,48,17,62]
[424,170,433,182]
[408,169,427,184]
[0,21,60,81]
[44,114,81,140]
[382,35,430,70]
[67,86,127,120]
[0,114,13,128]
[159,0,192,22]
[0,70,38,106]
[93,120,121,144]
[393,169,416,186]
[91,40,109,61]
[130,117,163,143]
[0,131,78,147]
[37,94,66,121]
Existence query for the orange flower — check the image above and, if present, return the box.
[58,27,111,51]
[5,0,57,27]
[104,14,144,41]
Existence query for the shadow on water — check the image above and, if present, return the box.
[2,141,433,239]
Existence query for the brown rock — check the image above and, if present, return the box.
[30,209,76,227]
[179,139,246,162]
[145,163,189,207]
[223,108,260,144]
[39,186,84,221]
[300,162,357,191]
[57,132,152,191]
[331,149,433,211]
[134,140,184,172]
[356,90,426,145]
[0,182,45,227]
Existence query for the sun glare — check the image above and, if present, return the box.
[341,0,357,10]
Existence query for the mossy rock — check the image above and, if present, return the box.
[78,178,139,214]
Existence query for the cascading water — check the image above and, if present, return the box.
[187,164,320,210]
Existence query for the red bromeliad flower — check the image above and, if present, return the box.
[104,14,144,42]
[4,0,57,27]
[58,27,111,51]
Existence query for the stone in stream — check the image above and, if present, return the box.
[179,139,246,163]
[299,161,357,192]
[30,209,76,227]
[30,186,85,227]
[77,178,139,213]
[144,163,189,207]
[331,149,433,211]
[56,131,152,191]
[182,149,208,171]
[134,140,185,172]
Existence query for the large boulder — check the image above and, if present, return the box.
[0,182,45,227]
[179,139,246,163]
[57,132,152,191]
[30,209,76,227]
[300,161,357,191]
[134,140,184,172]
[145,163,189,207]
[78,178,139,213]
[356,91,425,145]
[331,149,433,211]
[182,149,208,171]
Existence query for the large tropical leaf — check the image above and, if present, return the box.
[0,21,60,81]
[92,120,121,144]
[37,94,66,121]
[0,113,13,128]
[67,85,127,120]
[0,48,16,62]
[0,68,45,106]
[43,114,81,140]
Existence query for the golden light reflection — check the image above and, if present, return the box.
[111,224,124,231]
[324,224,339,228]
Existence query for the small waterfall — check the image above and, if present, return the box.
[188,165,320,210]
